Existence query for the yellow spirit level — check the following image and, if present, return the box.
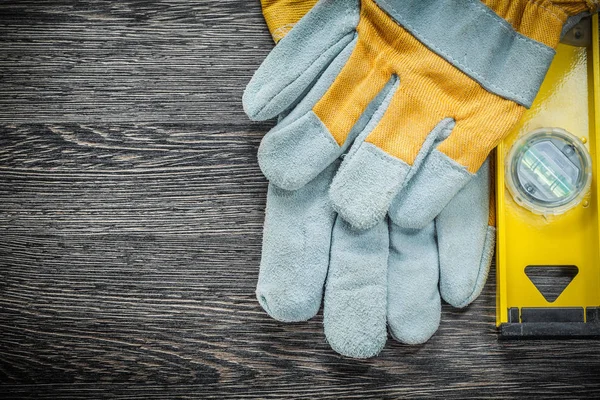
[496,15,600,338]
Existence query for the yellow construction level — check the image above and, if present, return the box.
[496,15,600,337]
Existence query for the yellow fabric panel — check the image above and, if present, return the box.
[313,40,391,147]
[313,0,525,173]
[482,0,598,48]
[261,0,319,42]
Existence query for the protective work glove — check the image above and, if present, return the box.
[244,0,598,232]
[251,0,496,358]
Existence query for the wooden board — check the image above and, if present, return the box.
[1,1,599,398]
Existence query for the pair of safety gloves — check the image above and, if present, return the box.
[243,0,598,358]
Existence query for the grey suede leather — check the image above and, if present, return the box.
[387,222,442,345]
[256,36,358,190]
[389,149,474,230]
[330,142,409,230]
[257,162,338,322]
[324,216,389,357]
[258,111,342,191]
[436,160,494,308]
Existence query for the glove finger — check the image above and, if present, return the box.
[331,111,456,230]
[437,157,495,308]
[388,91,522,226]
[388,88,522,229]
[387,221,441,345]
[256,161,338,322]
[388,150,472,230]
[323,217,388,359]
[243,0,359,121]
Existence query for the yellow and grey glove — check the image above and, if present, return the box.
[253,0,498,358]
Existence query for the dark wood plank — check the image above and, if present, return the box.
[1,1,600,399]
[0,123,269,236]
[0,1,271,124]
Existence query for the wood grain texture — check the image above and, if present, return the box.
[1,1,600,399]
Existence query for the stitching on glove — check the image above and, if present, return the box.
[529,0,565,23]
[361,141,406,166]
[312,112,343,149]
[272,23,296,42]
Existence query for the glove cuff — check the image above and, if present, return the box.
[373,0,561,108]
